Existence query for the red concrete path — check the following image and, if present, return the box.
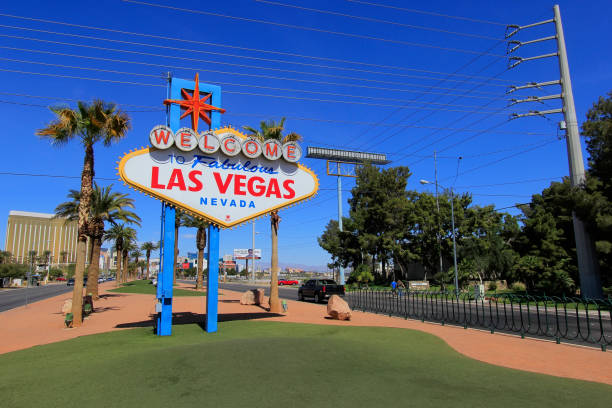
[1,282,610,386]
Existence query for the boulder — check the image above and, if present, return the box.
[61,299,72,315]
[240,290,256,305]
[254,289,265,305]
[327,295,351,321]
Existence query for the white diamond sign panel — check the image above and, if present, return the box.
[118,127,318,228]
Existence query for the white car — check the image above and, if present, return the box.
[152,278,158,287]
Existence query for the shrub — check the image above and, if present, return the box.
[49,268,63,279]
[0,263,28,279]
[511,282,527,292]
[350,264,374,285]
[487,281,497,292]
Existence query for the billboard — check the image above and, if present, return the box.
[234,248,262,260]
[118,126,319,229]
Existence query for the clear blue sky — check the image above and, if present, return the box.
[0,0,610,270]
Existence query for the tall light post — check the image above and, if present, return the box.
[251,223,260,282]
[420,179,459,297]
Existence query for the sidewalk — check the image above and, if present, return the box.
[1,282,610,386]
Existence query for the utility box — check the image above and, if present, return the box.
[473,284,485,300]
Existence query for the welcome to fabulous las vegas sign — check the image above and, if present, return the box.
[117,76,318,228]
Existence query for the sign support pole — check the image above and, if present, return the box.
[206,225,219,332]
[336,162,345,285]
[158,203,175,335]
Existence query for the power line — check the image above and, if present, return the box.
[454,177,563,189]
[1,45,506,99]
[0,91,165,109]
[0,30,510,89]
[348,38,508,148]
[0,90,551,139]
[256,0,504,41]
[0,11,510,82]
[0,99,161,113]
[0,171,117,181]
[355,56,509,153]
[346,0,507,26]
[0,67,510,114]
[0,56,507,111]
[439,139,559,181]
[121,0,509,57]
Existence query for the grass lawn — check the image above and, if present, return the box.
[108,279,205,297]
[0,322,610,408]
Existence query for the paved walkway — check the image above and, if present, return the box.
[1,282,611,386]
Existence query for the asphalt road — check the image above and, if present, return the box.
[178,280,307,302]
[0,284,72,312]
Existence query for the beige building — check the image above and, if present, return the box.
[4,211,79,265]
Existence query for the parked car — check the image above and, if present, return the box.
[298,279,345,303]
[67,278,88,286]
[56,277,66,282]
[278,278,299,286]
[98,277,105,283]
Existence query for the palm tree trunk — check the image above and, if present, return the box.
[195,227,206,290]
[173,222,179,284]
[146,253,151,280]
[269,212,281,313]
[87,236,94,266]
[86,236,102,299]
[71,143,94,327]
[123,251,129,282]
[116,246,123,285]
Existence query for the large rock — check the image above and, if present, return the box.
[327,295,351,321]
[61,299,72,315]
[240,290,256,305]
[254,289,265,306]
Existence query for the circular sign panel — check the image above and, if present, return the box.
[282,141,302,162]
[242,138,263,159]
[149,125,174,149]
[174,128,199,152]
[262,139,283,161]
[198,131,220,154]
[219,134,242,157]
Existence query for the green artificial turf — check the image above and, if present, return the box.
[0,322,610,408]
[108,279,205,296]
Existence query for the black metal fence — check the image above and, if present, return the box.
[345,289,612,349]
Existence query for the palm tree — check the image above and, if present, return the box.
[173,210,189,283]
[130,248,143,279]
[58,251,67,265]
[42,250,52,283]
[37,100,130,326]
[141,242,160,280]
[105,224,136,284]
[244,118,302,313]
[0,250,12,264]
[182,215,209,290]
[55,184,140,298]
[123,237,139,282]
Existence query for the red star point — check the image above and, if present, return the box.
[163,73,225,132]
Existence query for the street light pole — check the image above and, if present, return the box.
[449,187,459,297]
[420,179,459,297]
[251,222,255,282]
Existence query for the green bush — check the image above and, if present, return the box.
[487,281,497,292]
[0,263,28,279]
[49,268,64,279]
[511,282,527,292]
[349,264,374,285]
